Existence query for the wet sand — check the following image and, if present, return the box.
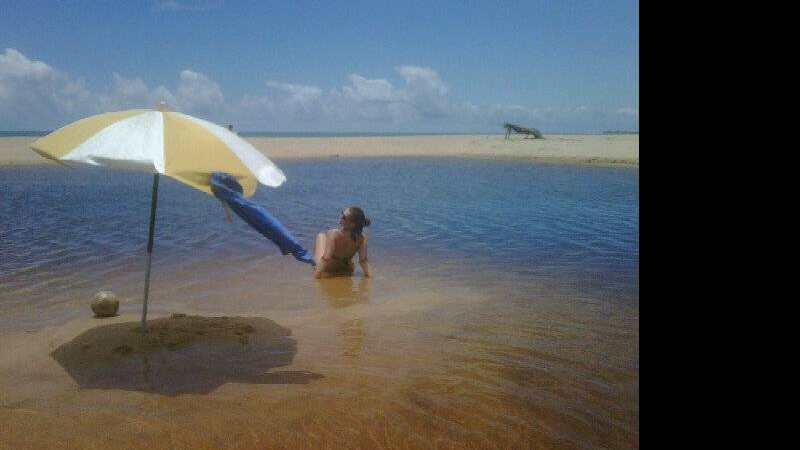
[0,134,639,167]
[0,266,639,449]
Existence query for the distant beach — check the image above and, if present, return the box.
[0,134,639,167]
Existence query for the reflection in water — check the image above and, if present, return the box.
[316,277,370,358]
[315,276,371,307]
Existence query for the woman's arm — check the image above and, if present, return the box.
[358,235,371,277]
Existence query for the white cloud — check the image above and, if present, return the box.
[241,82,324,127]
[0,48,54,81]
[340,75,398,103]
[112,73,149,99]
[0,48,638,132]
[265,82,323,104]
[175,69,224,115]
[396,66,448,97]
[320,66,452,124]
[56,79,95,115]
[104,73,176,110]
[0,49,230,128]
[0,48,97,128]
[83,70,223,117]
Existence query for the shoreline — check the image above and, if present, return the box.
[0,134,639,167]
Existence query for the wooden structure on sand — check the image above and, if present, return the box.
[504,123,543,140]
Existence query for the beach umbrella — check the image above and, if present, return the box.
[30,106,286,332]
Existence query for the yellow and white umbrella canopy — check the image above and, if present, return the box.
[30,108,285,197]
[30,107,287,332]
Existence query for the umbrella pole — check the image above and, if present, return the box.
[140,173,160,334]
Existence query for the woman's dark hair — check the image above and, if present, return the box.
[345,206,371,241]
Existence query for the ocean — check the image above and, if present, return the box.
[0,157,639,448]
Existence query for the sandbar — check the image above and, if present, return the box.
[0,134,638,167]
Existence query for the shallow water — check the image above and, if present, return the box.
[0,158,638,448]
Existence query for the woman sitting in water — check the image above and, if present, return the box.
[314,206,371,278]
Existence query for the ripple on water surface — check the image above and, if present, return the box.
[0,158,638,448]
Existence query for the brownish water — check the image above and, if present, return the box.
[1,160,638,448]
[1,259,637,449]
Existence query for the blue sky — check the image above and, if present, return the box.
[0,0,638,133]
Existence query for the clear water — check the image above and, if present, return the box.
[0,158,639,448]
